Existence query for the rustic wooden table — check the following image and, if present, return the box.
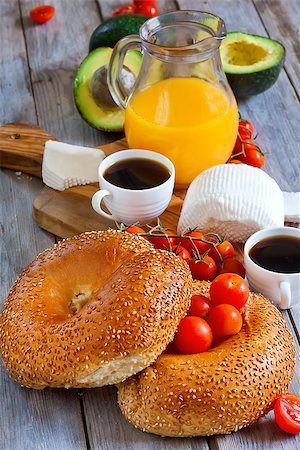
[1,0,299,449]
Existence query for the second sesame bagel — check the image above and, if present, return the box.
[118,281,295,437]
[0,230,192,389]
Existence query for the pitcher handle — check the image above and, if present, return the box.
[108,35,141,109]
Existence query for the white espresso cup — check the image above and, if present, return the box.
[92,149,175,224]
[244,227,300,309]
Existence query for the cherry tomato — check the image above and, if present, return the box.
[147,229,178,250]
[171,245,191,261]
[175,316,213,354]
[217,258,246,278]
[204,235,221,261]
[124,225,145,235]
[188,295,211,318]
[233,137,265,168]
[207,304,243,337]
[228,159,243,164]
[233,136,255,155]
[134,0,158,16]
[187,255,217,281]
[206,245,219,263]
[238,127,252,140]
[29,5,55,24]
[181,230,217,257]
[180,230,204,254]
[210,273,249,310]
[212,240,235,264]
[274,393,300,434]
[238,148,265,168]
[113,4,136,15]
[239,119,254,135]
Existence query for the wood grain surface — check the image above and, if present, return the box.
[253,0,300,98]
[0,121,126,177]
[0,121,185,238]
[0,1,299,450]
[0,122,54,177]
[32,181,187,239]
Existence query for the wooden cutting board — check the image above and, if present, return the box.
[0,122,186,238]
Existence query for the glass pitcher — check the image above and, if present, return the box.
[108,10,238,188]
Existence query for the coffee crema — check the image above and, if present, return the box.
[103,157,170,190]
[249,235,300,274]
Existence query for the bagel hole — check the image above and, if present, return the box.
[69,291,92,315]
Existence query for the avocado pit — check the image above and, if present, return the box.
[74,47,142,132]
[90,65,136,110]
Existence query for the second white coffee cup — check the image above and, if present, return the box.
[244,226,300,309]
[92,149,175,224]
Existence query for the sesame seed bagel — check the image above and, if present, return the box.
[118,281,295,437]
[0,230,192,389]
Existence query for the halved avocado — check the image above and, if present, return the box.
[220,32,285,98]
[74,47,142,132]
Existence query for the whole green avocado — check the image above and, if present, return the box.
[89,14,149,52]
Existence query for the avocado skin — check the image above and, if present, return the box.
[226,59,285,98]
[89,14,149,52]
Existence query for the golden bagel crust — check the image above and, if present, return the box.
[0,230,192,389]
[118,281,295,437]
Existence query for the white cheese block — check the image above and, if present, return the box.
[42,140,105,191]
[177,164,285,243]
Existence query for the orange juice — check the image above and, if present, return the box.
[125,77,238,186]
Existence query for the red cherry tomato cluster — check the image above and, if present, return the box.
[228,117,265,168]
[113,0,158,17]
[123,224,300,434]
[29,5,55,24]
[123,223,246,281]
[176,229,242,281]
[174,273,249,354]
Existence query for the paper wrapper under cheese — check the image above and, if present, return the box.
[177,164,284,243]
[42,140,105,191]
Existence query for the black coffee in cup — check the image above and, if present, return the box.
[103,157,170,190]
[249,235,300,273]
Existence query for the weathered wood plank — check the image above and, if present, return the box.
[253,0,300,98]
[97,0,178,22]
[0,0,36,124]
[0,2,88,448]
[1,1,299,449]
[178,0,300,193]
[288,306,300,350]
[97,0,131,20]
[0,171,87,450]
[19,0,122,147]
